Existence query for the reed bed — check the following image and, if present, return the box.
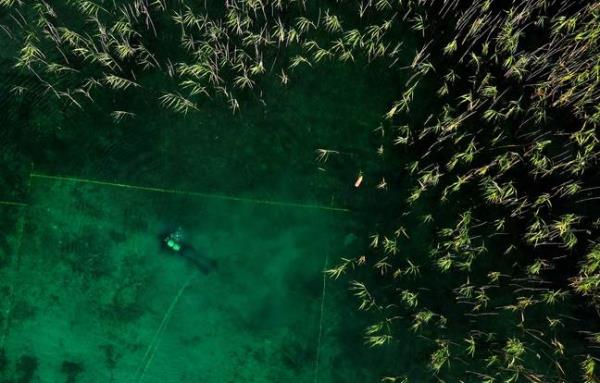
[1,0,599,381]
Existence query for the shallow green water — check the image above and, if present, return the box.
[0,37,402,382]
[2,178,342,382]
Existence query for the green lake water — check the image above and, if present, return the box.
[0,43,405,381]
[4,1,600,382]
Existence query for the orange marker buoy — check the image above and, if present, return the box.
[354,175,363,188]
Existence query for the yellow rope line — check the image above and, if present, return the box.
[314,195,336,383]
[134,272,198,383]
[30,173,351,213]
[0,200,28,207]
[313,252,328,383]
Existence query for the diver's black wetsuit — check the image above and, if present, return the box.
[160,231,217,274]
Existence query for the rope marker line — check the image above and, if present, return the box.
[0,201,28,207]
[30,173,351,213]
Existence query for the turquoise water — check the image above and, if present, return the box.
[0,18,401,382]
[1,179,342,382]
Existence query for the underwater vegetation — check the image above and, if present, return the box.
[1,0,600,382]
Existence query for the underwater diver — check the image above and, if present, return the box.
[162,227,217,274]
